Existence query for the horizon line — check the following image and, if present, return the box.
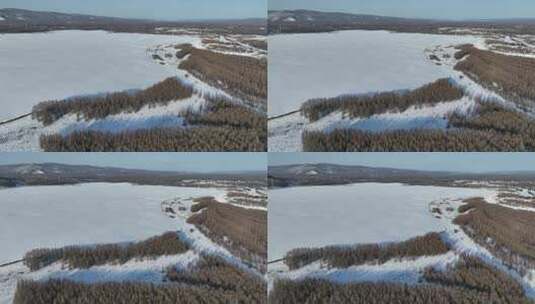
[268,8,535,22]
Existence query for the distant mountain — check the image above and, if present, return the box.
[268,9,535,35]
[0,8,266,34]
[268,163,535,188]
[0,163,264,187]
[0,8,137,25]
[269,10,419,26]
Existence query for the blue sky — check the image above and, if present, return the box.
[0,0,266,20]
[0,153,266,173]
[269,153,535,173]
[269,0,535,20]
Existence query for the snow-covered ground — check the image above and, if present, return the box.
[268,29,535,152]
[268,30,511,151]
[0,30,266,151]
[268,183,495,260]
[269,182,535,298]
[0,30,201,121]
[306,96,477,134]
[268,251,458,292]
[0,183,225,264]
[0,182,263,304]
[0,94,211,151]
[268,30,483,117]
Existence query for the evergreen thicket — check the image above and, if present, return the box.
[449,101,535,150]
[302,78,463,122]
[183,95,265,130]
[423,255,526,298]
[166,254,266,302]
[270,255,533,303]
[285,232,449,270]
[32,77,193,125]
[13,279,266,304]
[302,100,535,152]
[24,232,189,271]
[40,94,266,152]
[40,125,266,152]
[302,128,526,152]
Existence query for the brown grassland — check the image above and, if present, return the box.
[455,197,535,275]
[454,45,535,110]
[187,198,267,272]
[177,44,267,106]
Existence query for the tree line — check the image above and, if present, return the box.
[40,125,266,152]
[166,254,266,302]
[32,77,194,125]
[14,278,266,304]
[302,78,464,122]
[449,100,535,150]
[302,98,535,152]
[183,94,266,130]
[285,232,449,270]
[39,94,267,152]
[24,232,189,271]
[270,255,533,303]
[423,254,526,299]
[302,128,526,152]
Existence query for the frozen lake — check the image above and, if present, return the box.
[268,183,494,260]
[0,30,199,121]
[268,30,480,117]
[0,183,224,264]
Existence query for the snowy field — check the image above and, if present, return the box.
[0,30,266,151]
[0,183,225,264]
[268,182,535,298]
[267,30,522,151]
[0,30,201,121]
[268,30,482,117]
[268,183,495,260]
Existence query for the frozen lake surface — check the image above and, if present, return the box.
[268,30,480,117]
[268,183,494,259]
[0,30,199,121]
[0,183,224,264]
